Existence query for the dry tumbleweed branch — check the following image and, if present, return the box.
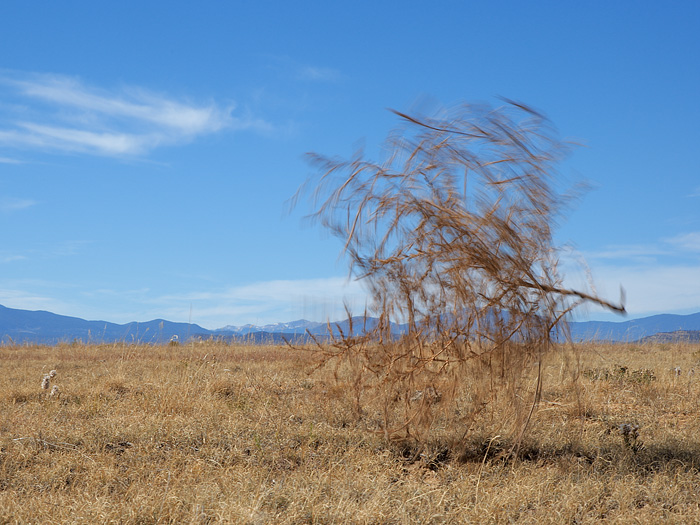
[296,100,625,455]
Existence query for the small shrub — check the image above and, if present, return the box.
[297,100,625,455]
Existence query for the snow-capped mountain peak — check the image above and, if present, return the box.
[216,319,326,334]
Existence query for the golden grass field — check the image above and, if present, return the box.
[2,340,700,523]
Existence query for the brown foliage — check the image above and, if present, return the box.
[297,100,625,453]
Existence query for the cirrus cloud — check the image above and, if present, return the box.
[0,197,36,213]
[148,276,370,328]
[666,232,700,252]
[0,70,270,158]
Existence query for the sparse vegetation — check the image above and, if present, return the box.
[2,340,700,523]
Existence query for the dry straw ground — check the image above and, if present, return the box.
[2,340,700,523]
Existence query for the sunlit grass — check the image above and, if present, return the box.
[1,341,700,523]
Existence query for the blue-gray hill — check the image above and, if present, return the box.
[0,304,209,345]
[567,312,700,342]
[1,304,700,345]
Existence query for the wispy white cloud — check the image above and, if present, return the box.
[0,197,36,213]
[568,262,700,320]
[10,75,228,134]
[87,287,151,298]
[666,232,700,252]
[0,156,22,164]
[0,255,26,263]
[144,276,369,328]
[297,65,342,82]
[50,240,92,257]
[264,55,343,83]
[0,288,70,313]
[0,71,270,157]
[583,244,665,264]
[6,123,150,156]
[561,231,700,321]
[580,232,700,267]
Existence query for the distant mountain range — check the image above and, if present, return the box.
[218,312,700,343]
[0,304,210,345]
[0,303,699,345]
[566,312,700,342]
[637,330,700,344]
[218,319,329,336]
[218,316,386,337]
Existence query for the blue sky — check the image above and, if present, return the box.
[0,2,699,329]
